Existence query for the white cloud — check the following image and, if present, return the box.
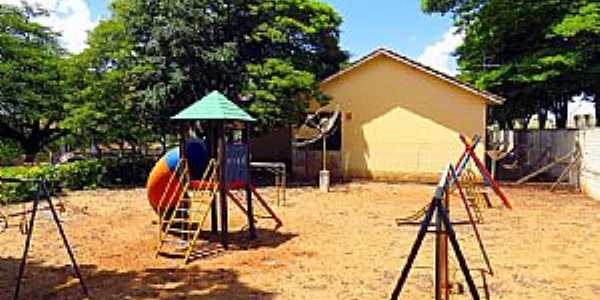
[417,27,464,76]
[0,0,97,53]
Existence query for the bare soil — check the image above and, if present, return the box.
[1,182,599,299]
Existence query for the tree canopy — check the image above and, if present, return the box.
[112,0,348,132]
[0,4,70,161]
[63,16,156,152]
[0,0,348,161]
[422,0,600,128]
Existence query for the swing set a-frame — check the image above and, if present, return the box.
[390,134,512,300]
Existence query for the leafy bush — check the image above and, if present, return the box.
[0,139,22,166]
[0,157,156,203]
[0,160,107,203]
[103,157,155,186]
[0,164,54,203]
[56,159,106,190]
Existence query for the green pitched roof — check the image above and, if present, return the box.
[171,91,255,122]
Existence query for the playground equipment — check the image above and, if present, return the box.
[457,169,491,222]
[395,167,489,226]
[146,139,209,212]
[250,161,286,206]
[396,134,508,225]
[391,134,511,300]
[486,130,514,179]
[0,177,88,300]
[148,91,282,263]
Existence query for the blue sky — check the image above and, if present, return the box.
[320,0,453,59]
[2,0,460,74]
[2,0,593,116]
[88,0,455,59]
[84,0,460,73]
[88,0,110,18]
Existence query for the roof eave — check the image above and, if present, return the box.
[321,48,505,106]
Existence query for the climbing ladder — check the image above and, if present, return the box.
[457,168,490,222]
[156,159,219,263]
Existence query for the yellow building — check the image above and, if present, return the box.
[294,48,504,182]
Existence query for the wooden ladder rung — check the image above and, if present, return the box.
[161,239,189,246]
[256,215,274,219]
[164,218,202,223]
[167,228,197,234]
[173,208,207,213]
[156,158,221,264]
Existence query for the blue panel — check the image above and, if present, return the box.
[185,139,209,180]
[226,143,249,183]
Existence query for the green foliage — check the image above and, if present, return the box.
[103,157,156,186]
[62,18,158,148]
[0,139,22,165]
[0,0,347,163]
[422,0,600,129]
[0,165,51,203]
[0,160,107,203]
[0,155,158,203]
[0,4,71,159]
[244,58,320,130]
[111,0,348,132]
[552,3,600,37]
[55,160,107,190]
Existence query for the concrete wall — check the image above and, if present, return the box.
[319,54,488,182]
[491,129,600,201]
[579,129,600,201]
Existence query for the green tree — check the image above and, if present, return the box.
[422,0,600,128]
[0,4,71,161]
[112,0,348,132]
[63,17,157,153]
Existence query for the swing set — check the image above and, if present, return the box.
[0,177,88,300]
[391,134,512,300]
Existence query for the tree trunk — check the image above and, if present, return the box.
[522,114,532,130]
[554,98,569,129]
[506,119,514,130]
[538,108,548,129]
[21,140,41,164]
[21,125,43,164]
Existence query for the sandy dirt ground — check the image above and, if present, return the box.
[1,182,599,299]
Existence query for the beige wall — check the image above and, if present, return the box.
[320,55,487,182]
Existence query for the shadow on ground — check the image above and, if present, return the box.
[160,228,298,262]
[0,256,276,299]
